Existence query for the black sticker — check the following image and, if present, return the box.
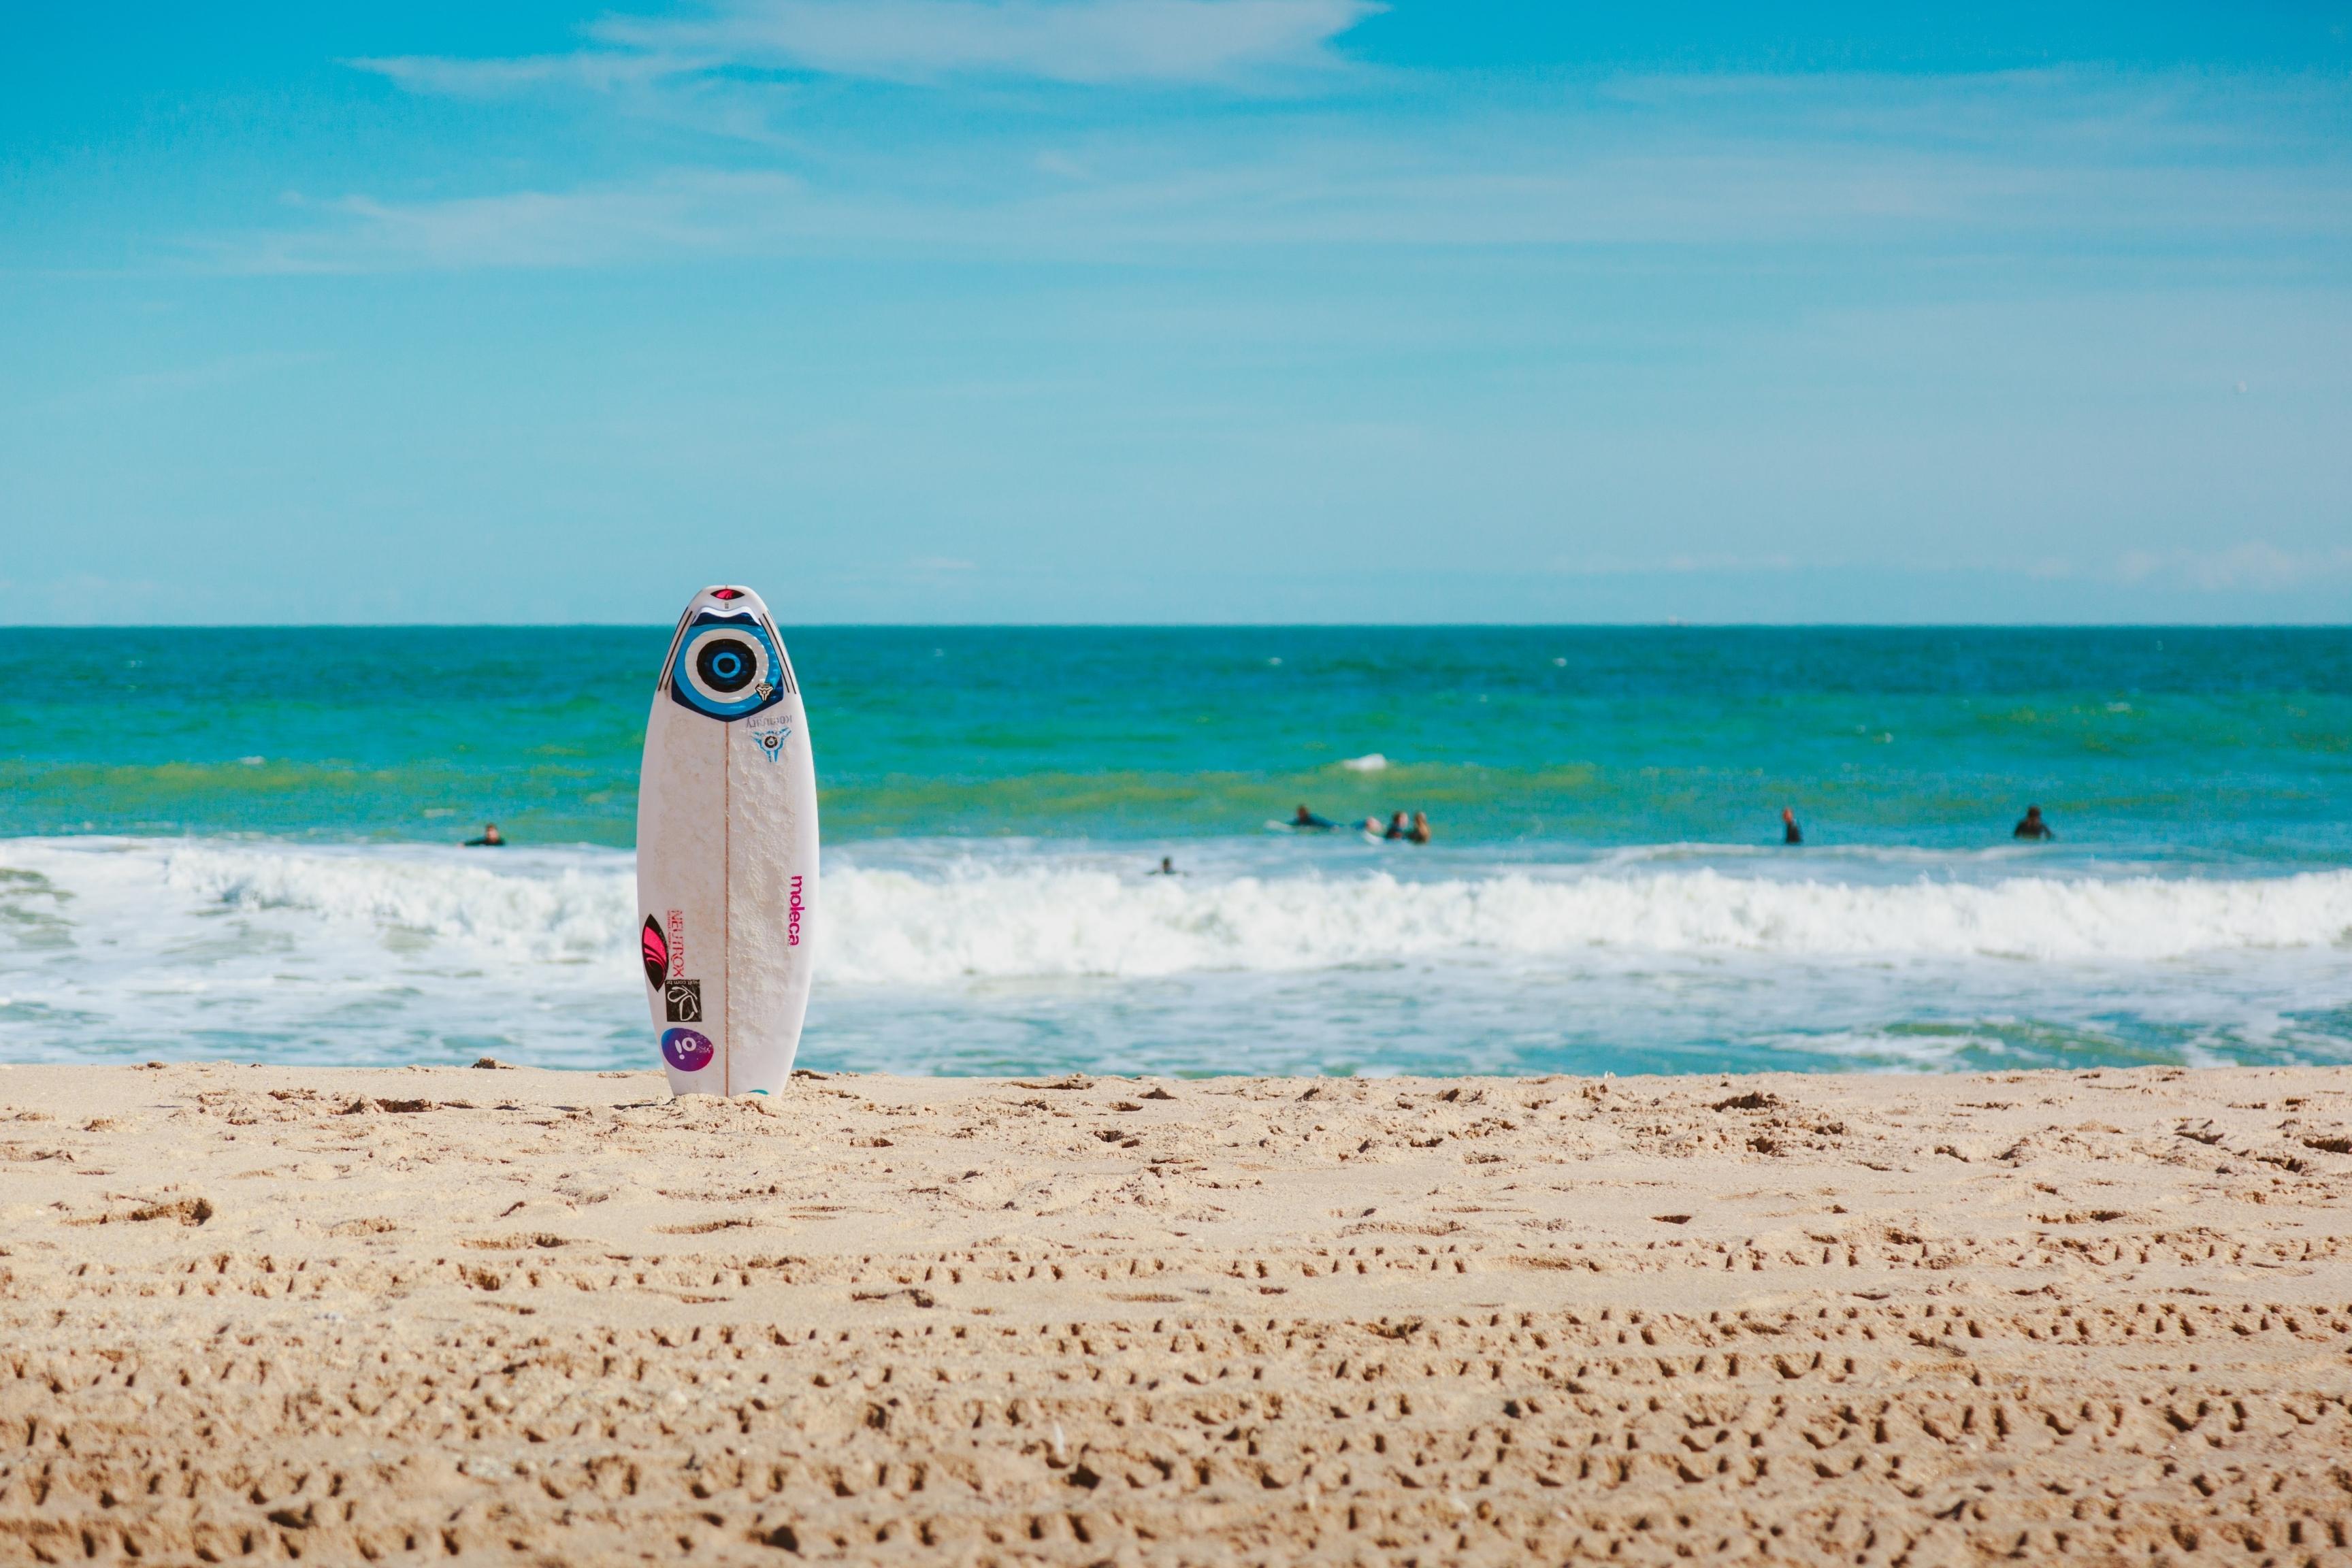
[665,979,703,1024]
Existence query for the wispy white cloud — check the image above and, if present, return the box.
[224,174,804,273]
[1550,553,1800,576]
[230,65,2352,274]
[28,352,329,419]
[1536,546,2352,596]
[215,135,2352,275]
[353,52,670,97]
[356,0,1377,94]
[610,0,1376,83]
[2114,543,2352,591]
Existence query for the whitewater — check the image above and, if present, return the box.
[5,835,2349,1077]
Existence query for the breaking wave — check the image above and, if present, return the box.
[159,842,631,966]
[5,836,2351,1072]
[819,861,2352,982]
[19,838,2344,985]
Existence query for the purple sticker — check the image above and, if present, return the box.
[661,1027,715,1073]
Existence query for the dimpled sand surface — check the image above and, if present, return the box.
[3,1063,2352,1566]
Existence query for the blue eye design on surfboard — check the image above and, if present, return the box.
[666,610,790,721]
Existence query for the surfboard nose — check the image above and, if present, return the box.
[688,584,781,621]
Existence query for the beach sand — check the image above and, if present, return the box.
[3,1063,2349,1566]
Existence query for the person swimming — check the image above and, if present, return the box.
[1291,804,1335,830]
[465,823,504,847]
[2013,805,2055,840]
[1781,807,1802,845]
[1407,811,1431,845]
[1384,812,1408,841]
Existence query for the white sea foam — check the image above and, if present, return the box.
[159,843,631,966]
[3,836,2349,1071]
[13,838,2352,985]
[823,862,2352,981]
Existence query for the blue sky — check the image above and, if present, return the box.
[3,2,2349,623]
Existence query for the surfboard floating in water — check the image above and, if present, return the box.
[636,585,819,1096]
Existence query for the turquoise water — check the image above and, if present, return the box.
[2,626,2349,1076]
[9,626,2351,853]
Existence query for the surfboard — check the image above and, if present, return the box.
[635,585,819,1096]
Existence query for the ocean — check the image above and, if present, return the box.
[3,625,2349,1078]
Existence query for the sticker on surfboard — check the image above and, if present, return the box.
[636,585,819,1096]
[640,916,668,990]
[665,604,790,722]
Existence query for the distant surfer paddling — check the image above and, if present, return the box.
[1290,804,1335,831]
[1360,810,1433,843]
[2013,804,2055,840]
[465,823,504,847]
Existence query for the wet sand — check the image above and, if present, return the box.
[3,1062,2350,1565]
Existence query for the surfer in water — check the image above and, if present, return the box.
[2013,804,2055,840]
[1150,856,1181,875]
[466,823,505,847]
[1291,804,1335,830]
[1384,812,1409,841]
[1781,808,1802,845]
[1407,811,1432,845]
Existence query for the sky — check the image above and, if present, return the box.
[3,2,2350,625]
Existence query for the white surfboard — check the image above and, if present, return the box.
[635,585,819,1096]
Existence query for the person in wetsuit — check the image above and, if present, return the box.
[1384,812,1408,841]
[466,823,505,847]
[2014,805,2055,840]
[1292,804,1335,830]
[1407,811,1432,845]
[1782,808,1802,845]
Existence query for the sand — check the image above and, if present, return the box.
[2,1062,2349,1567]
